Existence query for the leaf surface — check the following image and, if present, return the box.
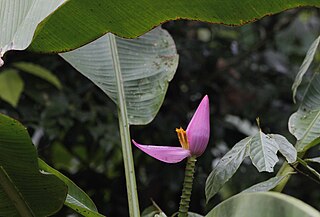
[60,28,178,125]
[0,113,67,216]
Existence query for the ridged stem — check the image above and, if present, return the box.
[178,156,197,217]
[108,34,140,217]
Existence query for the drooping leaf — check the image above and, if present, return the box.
[0,69,24,107]
[269,134,297,163]
[206,192,320,217]
[250,130,279,172]
[242,174,293,193]
[292,35,320,102]
[38,159,105,217]
[60,27,178,125]
[0,0,65,64]
[14,62,62,89]
[289,73,320,152]
[205,136,251,202]
[29,0,320,53]
[0,113,67,216]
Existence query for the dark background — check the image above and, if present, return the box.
[0,7,319,217]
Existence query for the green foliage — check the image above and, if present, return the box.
[289,73,320,152]
[13,62,62,89]
[292,35,320,102]
[242,174,293,193]
[60,27,178,125]
[29,0,320,53]
[0,113,67,216]
[206,192,320,217]
[205,131,296,202]
[0,62,62,107]
[0,0,65,58]
[38,159,105,217]
[0,69,24,106]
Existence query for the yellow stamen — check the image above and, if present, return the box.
[176,127,189,150]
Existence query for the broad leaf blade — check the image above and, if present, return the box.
[28,0,320,53]
[205,136,251,202]
[0,69,24,107]
[14,62,62,89]
[269,134,297,163]
[289,73,320,152]
[0,0,65,63]
[38,159,105,217]
[60,27,178,125]
[242,174,292,193]
[0,113,67,216]
[206,192,320,217]
[250,131,279,172]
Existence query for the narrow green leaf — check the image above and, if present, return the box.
[242,174,293,193]
[305,157,320,164]
[205,136,251,202]
[206,192,320,217]
[0,113,67,216]
[289,73,320,152]
[0,69,24,107]
[28,0,320,53]
[38,159,105,217]
[250,131,279,172]
[292,35,320,102]
[14,62,62,89]
[0,0,65,63]
[269,134,297,163]
[60,27,178,125]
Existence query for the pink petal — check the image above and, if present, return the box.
[186,95,210,157]
[132,140,191,163]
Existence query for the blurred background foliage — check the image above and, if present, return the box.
[0,8,319,217]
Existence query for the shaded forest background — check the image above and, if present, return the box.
[0,8,319,217]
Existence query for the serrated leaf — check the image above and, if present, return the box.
[205,136,251,202]
[269,134,297,163]
[0,113,67,216]
[205,192,320,217]
[0,0,65,64]
[250,131,279,172]
[38,159,105,217]
[289,73,320,152]
[242,174,292,193]
[60,27,178,125]
[292,35,320,102]
[0,69,24,107]
[14,62,62,89]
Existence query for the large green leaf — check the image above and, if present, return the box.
[0,69,24,107]
[38,159,105,217]
[29,0,320,53]
[289,73,320,152]
[206,192,320,217]
[0,0,65,65]
[205,136,251,202]
[292,35,320,102]
[269,134,297,163]
[60,27,178,125]
[0,113,67,216]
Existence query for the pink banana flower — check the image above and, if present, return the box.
[132,95,210,163]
